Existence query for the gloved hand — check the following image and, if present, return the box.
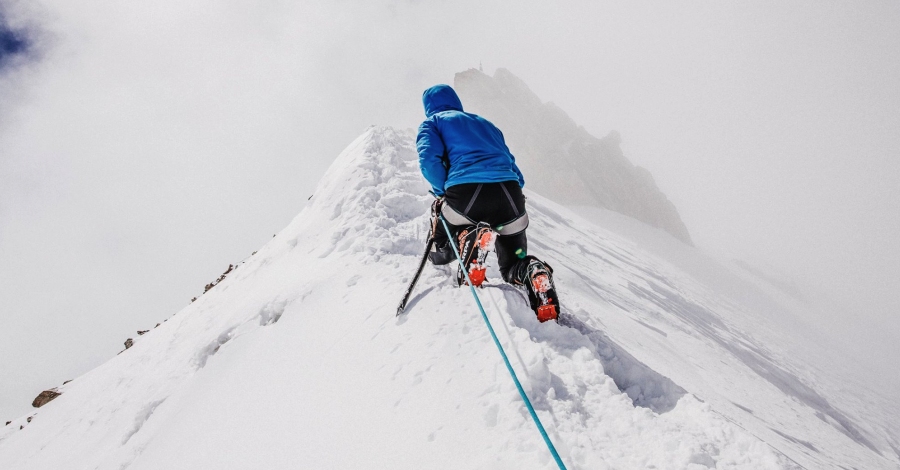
[425,196,444,243]
[431,196,444,215]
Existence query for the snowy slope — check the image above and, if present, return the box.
[1,127,896,469]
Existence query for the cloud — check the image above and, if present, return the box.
[0,1,44,74]
[1,0,898,421]
[0,6,28,66]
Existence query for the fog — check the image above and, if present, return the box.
[1,1,898,421]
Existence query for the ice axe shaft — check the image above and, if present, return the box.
[396,237,434,316]
[396,197,443,316]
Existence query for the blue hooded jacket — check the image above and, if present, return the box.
[416,85,524,196]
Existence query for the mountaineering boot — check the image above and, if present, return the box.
[456,222,496,287]
[521,257,559,322]
[429,239,455,265]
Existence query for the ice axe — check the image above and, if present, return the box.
[396,197,443,316]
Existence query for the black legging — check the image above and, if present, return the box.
[435,181,529,283]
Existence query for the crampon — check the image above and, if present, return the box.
[456,222,496,288]
[525,258,559,323]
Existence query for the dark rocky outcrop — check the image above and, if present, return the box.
[454,68,693,245]
[32,389,61,408]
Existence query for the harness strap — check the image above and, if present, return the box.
[441,202,475,226]
[496,213,529,235]
[441,202,529,236]
[463,183,483,216]
[500,183,520,217]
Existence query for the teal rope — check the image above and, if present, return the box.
[439,215,568,470]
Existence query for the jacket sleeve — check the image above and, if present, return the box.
[416,119,449,196]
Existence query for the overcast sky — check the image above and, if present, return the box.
[2,1,898,421]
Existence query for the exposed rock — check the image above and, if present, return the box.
[454,68,693,245]
[217,264,234,282]
[32,389,61,408]
[201,264,236,296]
[63,379,72,385]
[137,330,149,335]
[5,420,10,426]
[26,416,32,423]
[124,338,134,349]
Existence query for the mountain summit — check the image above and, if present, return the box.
[455,68,693,245]
[1,127,895,469]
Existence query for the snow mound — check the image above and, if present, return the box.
[1,127,896,469]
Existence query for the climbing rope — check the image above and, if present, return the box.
[439,215,568,470]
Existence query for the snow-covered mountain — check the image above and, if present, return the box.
[1,127,896,469]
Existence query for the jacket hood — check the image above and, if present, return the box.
[423,85,463,117]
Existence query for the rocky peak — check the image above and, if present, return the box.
[454,68,693,245]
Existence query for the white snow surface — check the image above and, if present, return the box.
[1,127,897,469]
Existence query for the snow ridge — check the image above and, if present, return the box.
[0,127,895,469]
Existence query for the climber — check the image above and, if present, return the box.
[416,84,560,322]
